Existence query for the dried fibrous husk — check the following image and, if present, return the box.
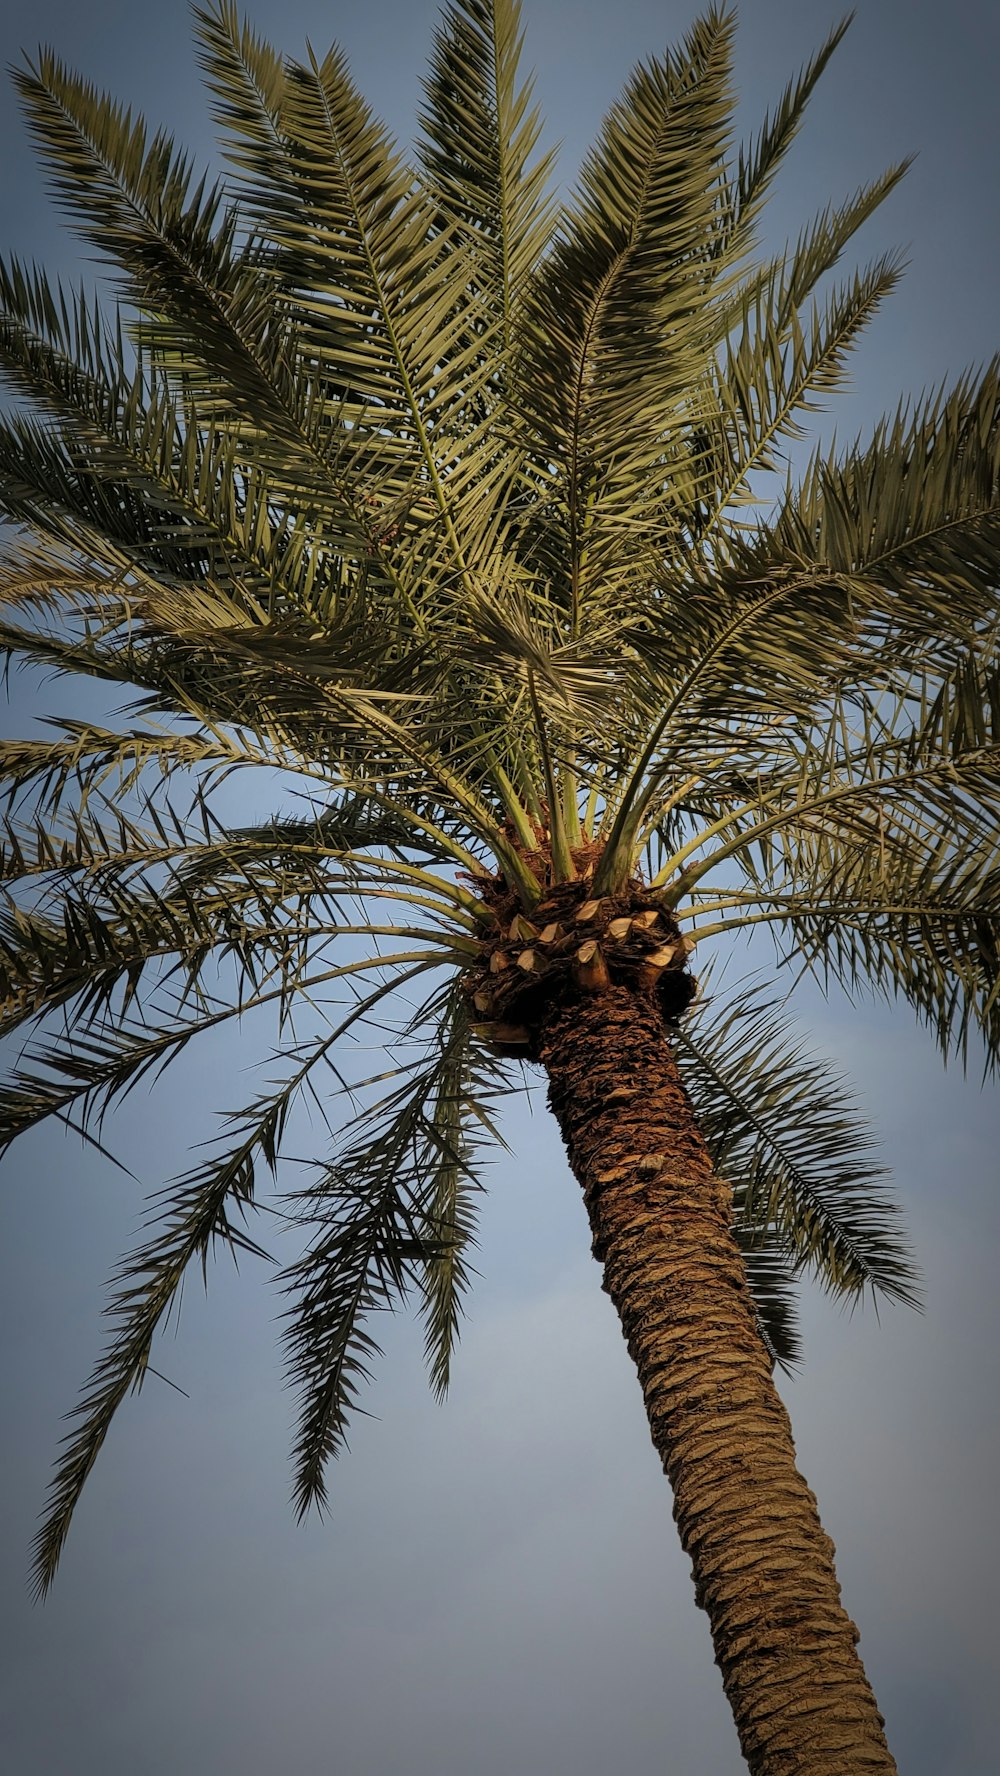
[647,942,679,967]
[481,1022,532,1052]
[575,943,611,991]
[509,913,538,941]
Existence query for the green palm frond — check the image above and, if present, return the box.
[11,48,306,433]
[201,23,508,594]
[30,1135,270,1599]
[716,16,851,265]
[13,49,233,281]
[0,720,253,823]
[0,917,457,1159]
[26,950,452,1598]
[418,0,558,355]
[701,244,905,524]
[0,816,479,1008]
[281,986,504,1513]
[0,265,341,624]
[416,996,509,1396]
[731,1220,801,1371]
[194,0,289,190]
[514,8,737,615]
[664,654,1000,1055]
[775,360,1000,642]
[673,979,920,1316]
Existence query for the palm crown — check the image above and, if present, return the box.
[2,0,997,1615]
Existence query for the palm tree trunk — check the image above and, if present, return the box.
[539,984,897,1776]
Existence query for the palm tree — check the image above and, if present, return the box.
[2,2,997,1768]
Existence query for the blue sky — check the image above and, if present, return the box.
[1,4,999,1773]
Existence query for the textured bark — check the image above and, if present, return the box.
[540,985,897,1776]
